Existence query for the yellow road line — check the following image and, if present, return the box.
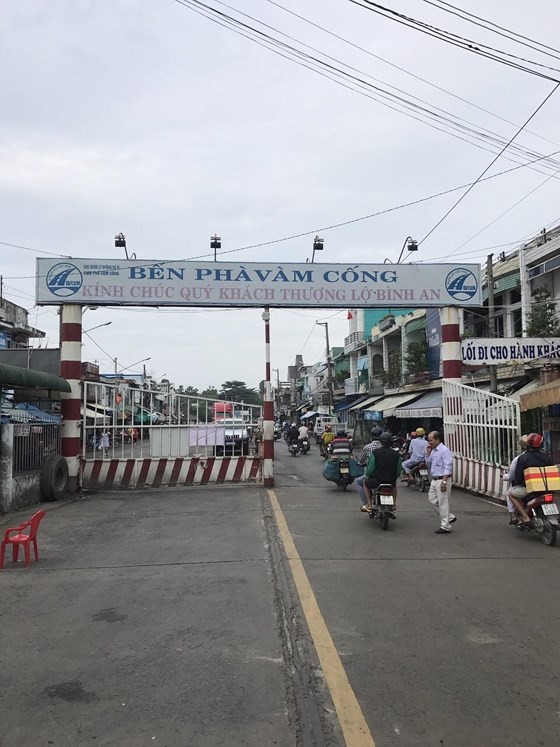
[268,489,376,747]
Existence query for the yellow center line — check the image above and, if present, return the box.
[267,489,376,747]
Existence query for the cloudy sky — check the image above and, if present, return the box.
[2,0,560,390]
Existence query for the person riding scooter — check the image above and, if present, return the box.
[331,429,353,456]
[511,432,552,526]
[321,425,335,457]
[363,431,402,514]
[402,427,428,484]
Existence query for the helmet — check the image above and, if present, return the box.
[371,427,382,439]
[291,423,296,427]
[410,431,417,438]
[527,432,544,450]
[379,431,393,446]
[415,427,426,436]
[336,429,347,437]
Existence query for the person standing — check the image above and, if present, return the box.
[426,431,456,534]
[100,429,111,458]
[355,427,382,510]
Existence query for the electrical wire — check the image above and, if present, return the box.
[417,0,560,61]
[173,0,560,175]
[348,0,560,81]
[418,82,560,246]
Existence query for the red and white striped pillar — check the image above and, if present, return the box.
[60,304,83,491]
[440,306,462,381]
[262,307,274,488]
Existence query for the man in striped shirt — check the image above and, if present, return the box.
[355,427,383,510]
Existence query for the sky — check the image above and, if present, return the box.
[2,0,560,390]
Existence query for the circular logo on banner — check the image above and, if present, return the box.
[445,268,478,301]
[46,263,83,297]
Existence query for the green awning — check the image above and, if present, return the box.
[405,318,426,333]
[483,273,520,301]
[0,364,71,393]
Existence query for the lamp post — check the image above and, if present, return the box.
[83,322,112,334]
[384,236,418,264]
[316,322,333,414]
[311,235,324,263]
[211,234,221,262]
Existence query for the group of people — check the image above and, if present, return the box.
[504,432,551,526]
[354,427,456,533]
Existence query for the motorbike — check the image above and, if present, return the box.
[369,483,396,530]
[407,462,430,493]
[322,454,362,491]
[299,437,310,455]
[288,439,299,457]
[514,491,558,546]
[274,424,281,440]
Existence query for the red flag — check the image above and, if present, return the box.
[347,310,353,320]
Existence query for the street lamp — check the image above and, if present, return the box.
[384,236,418,264]
[114,356,151,375]
[312,235,324,264]
[83,322,112,334]
[211,234,221,261]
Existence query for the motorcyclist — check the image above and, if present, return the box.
[355,427,383,510]
[502,435,528,525]
[363,431,402,513]
[298,422,309,440]
[402,427,428,484]
[321,425,335,456]
[331,429,353,457]
[287,422,299,446]
[512,432,552,525]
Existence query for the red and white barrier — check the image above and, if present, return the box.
[81,456,262,491]
[453,456,506,501]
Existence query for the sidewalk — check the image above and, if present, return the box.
[0,487,296,747]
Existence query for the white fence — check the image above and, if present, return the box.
[81,382,262,489]
[443,381,520,500]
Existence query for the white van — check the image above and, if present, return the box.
[313,414,341,443]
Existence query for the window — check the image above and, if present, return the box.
[510,288,521,305]
[512,308,522,337]
[495,315,504,337]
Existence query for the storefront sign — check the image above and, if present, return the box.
[462,338,560,364]
[36,259,481,308]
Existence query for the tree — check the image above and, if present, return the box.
[526,287,558,336]
[220,380,262,405]
[404,340,428,376]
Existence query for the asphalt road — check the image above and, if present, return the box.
[1,443,560,746]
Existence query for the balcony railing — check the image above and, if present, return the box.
[344,331,365,355]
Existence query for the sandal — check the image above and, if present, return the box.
[509,516,518,525]
[361,506,373,513]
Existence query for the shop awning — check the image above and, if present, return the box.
[394,389,443,419]
[509,379,539,402]
[348,395,384,411]
[81,406,111,422]
[295,402,312,412]
[0,363,71,393]
[520,379,560,411]
[300,410,318,419]
[365,392,426,417]
[333,395,366,412]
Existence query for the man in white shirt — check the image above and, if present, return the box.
[425,431,457,534]
[298,423,309,440]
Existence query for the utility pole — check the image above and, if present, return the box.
[317,322,334,415]
[486,254,498,393]
[114,357,118,376]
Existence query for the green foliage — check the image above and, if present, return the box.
[220,380,262,405]
[526,287,558,336]
[404,340,428,375]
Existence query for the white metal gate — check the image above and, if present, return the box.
[443,381,520,499]
[80,381,263,489]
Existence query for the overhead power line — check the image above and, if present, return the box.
[418,82,560,246]
[348,0,560,81]
[417,0,560,62]
[264,0,560,150]
[173,0,560,175]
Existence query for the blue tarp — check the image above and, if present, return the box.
[14,403,61,423]
[333,395,369,413]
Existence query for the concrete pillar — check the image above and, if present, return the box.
[60,304,83,492]
[262,308,274,488]
[440,307,462,381]
[519,245,530,334]
[0,424,14,514]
